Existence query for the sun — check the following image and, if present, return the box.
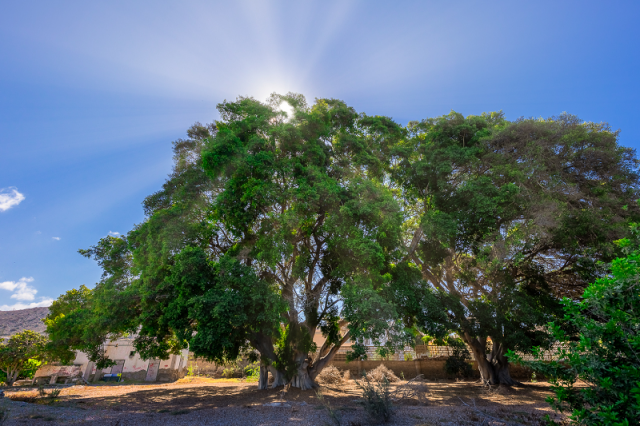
[279,102,295,122]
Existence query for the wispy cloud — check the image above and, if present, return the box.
[108,231,120,236]
[0,277,53,310]
[0,277,37,300]
[52,237,61,240]
[0,187,25,212]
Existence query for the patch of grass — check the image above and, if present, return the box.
[170,409,190,415]
[157,408,170,413]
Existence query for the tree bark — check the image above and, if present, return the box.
[258,362,270,390]
[6,369,18,386]
[269,366,287,388]
[488,341,520,386]
[464,336,498,384]
[290,354,316,390]
[462,333,519,386]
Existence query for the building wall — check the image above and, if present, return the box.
[70,338,188,383]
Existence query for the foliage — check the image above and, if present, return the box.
[443,337,473,378]
[44,95,640,391]
[243,362,260,382]
[186,362,195,377]
[387,112,640,384]
[18,359,41,379]
[355,375,395,423]
[509,223,640,425]
[48,94,408,389]
[0,330,48,386]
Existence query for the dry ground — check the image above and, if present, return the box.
[0,377,563,425]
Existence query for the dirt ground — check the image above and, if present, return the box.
[0,377,563,425]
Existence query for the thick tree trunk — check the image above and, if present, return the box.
[462,333,519,386]
[269,366,288,388]
[288,353,317,390]
[258,362,270,390]
[488,342,520,386]
[465,338,498,384]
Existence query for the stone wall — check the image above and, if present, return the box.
[330,358,535,380]
[184,356,535,381]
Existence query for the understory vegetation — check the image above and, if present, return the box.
[33,93,640,424]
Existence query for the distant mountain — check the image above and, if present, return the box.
[0,307,49,340]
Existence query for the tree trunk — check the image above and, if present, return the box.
[288,353,317,390]
[465,338,497,384]
[269,366,287,388]
[462,333,519,386]
[6,369,18,386]
[488,341,520,386]
[258,362,270,390]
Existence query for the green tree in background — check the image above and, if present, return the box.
[47,94,409,389]
[509,222,640,425]
[387,112,640,385]
[0,330,48,386]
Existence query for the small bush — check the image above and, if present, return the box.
[243,362,260,382]
[316,365,344,385]
[366,364,399,383]
[222,367,241,378]
[444,343,473,379]
[356,375,394,423]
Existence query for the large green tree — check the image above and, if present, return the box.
[47,94,408,389]
[0,330,48,386]
[387,112,640,385]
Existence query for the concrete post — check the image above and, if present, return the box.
[413,359,421,378]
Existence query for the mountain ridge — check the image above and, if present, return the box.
[0,307,49,340]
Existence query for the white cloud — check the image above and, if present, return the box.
[0,277,38,301]
[0,187,25,212]
[52,237,61,240]
[109,231,120,236]
[0,299,53,311]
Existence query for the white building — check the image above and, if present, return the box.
[35,336,189,384]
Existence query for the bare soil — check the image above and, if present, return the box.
[0,378,563,425]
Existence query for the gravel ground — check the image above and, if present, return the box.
[0,378,561,425]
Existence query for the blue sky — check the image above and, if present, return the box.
[1,1,639,310]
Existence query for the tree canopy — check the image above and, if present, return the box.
[386,112,640,384]
[0,330,48,386]
[46,94,640,389]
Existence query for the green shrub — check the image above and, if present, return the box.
[221,367,241,378]
[243,362,260,382]
[509,224,640,425]
[443,337,473,379]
